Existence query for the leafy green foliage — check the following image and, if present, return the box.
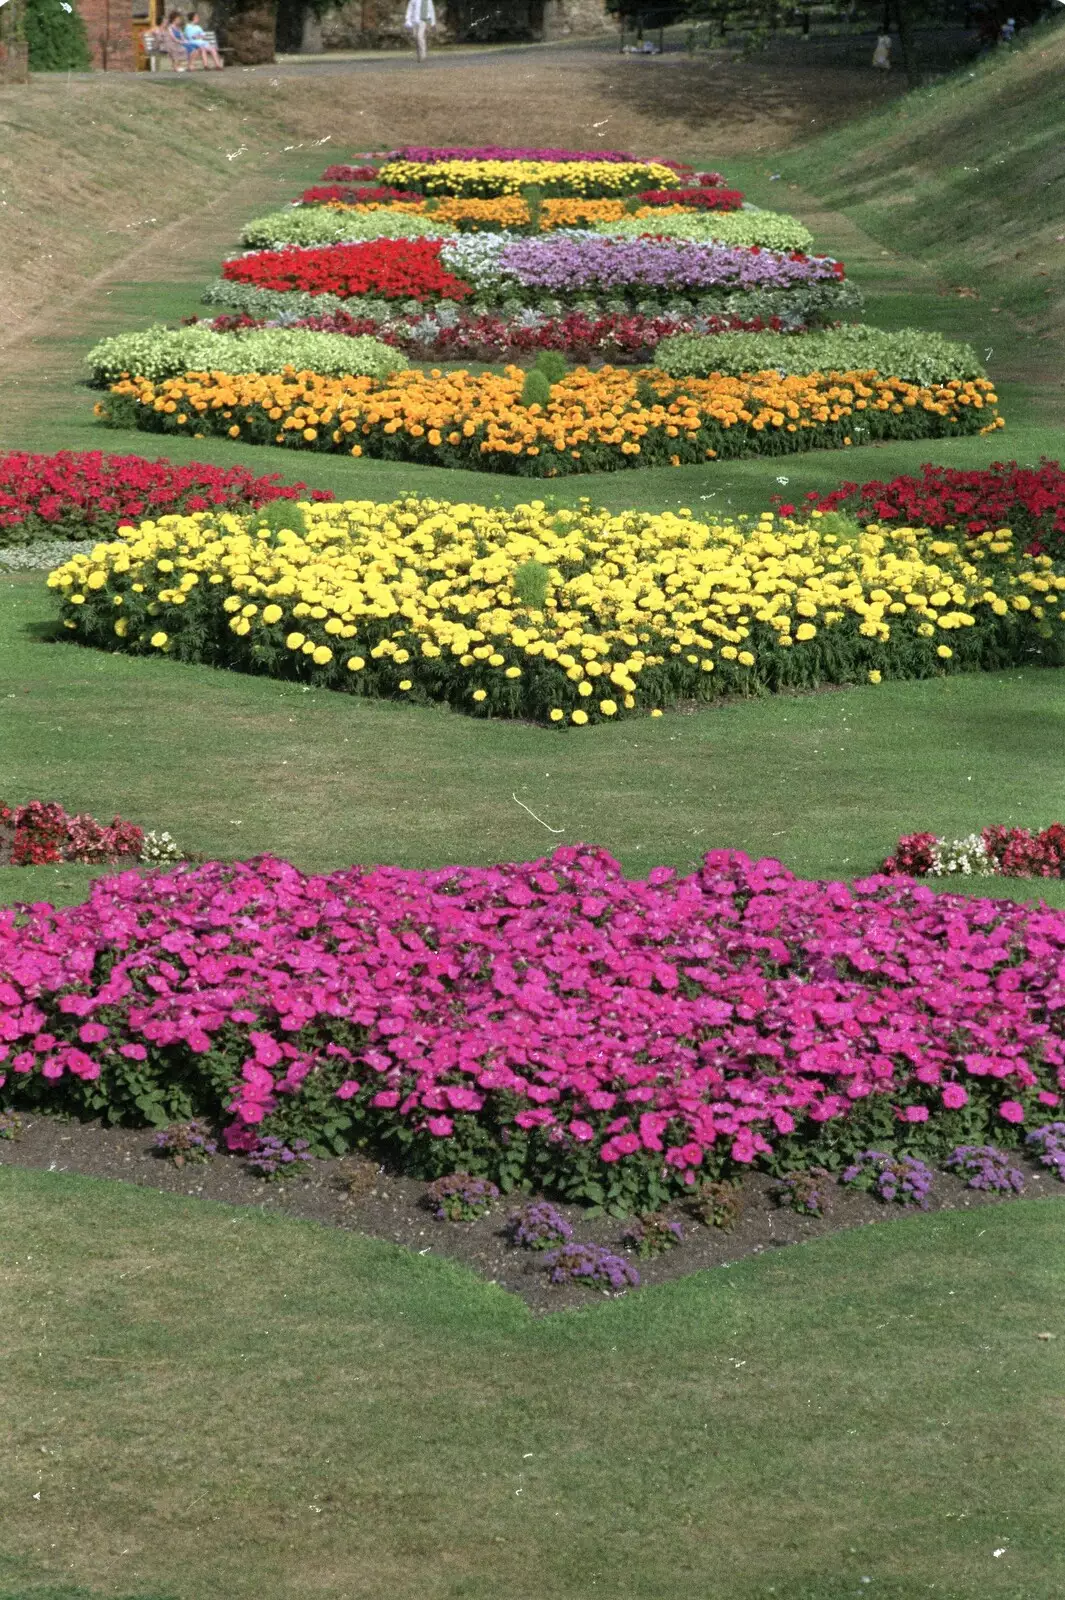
[518,368,552,409]
[24,0,90,71]
[86,325,406,386]
[655,325,985,385]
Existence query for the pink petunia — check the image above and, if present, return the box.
[941,1083,968,1110]
[999,1100,1025,1124]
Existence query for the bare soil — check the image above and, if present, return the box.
[3,1113,1060,1315]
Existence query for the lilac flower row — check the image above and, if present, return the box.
[390,145,641,163]
[439,232,845,295]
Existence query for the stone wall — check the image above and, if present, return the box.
[318,0,614,48]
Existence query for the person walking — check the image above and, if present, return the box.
[404,0,435,62]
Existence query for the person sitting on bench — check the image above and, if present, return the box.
[183,12,223,67]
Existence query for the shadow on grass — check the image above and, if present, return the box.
[19,619,64,644]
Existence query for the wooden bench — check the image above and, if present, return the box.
[143,27,222,69]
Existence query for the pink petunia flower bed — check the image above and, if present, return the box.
[2,846,1063,1212]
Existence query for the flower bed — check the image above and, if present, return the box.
[198,308,784,364]
[2,845,1064,1214]
[386,145,650,162]
[883,825,1065,880]
[436,233,846,300]
[594,211,815,251]
[222,239,473,302]
[240,211,453,250]
[0,449,333,548]
[98,364,1002,476]
[221,236,848,314]
[201,275,861,332]
[804,460,1065,560]
[375,157,681,198]
[655,327,984,387]
[638,186,743,211]
[48,496,1058,726]
[299,185,423,206]
[0,800,180,866]
[86,326,406,386]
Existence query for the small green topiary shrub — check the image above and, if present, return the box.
[519,369,553,409]
[533,350,568,385]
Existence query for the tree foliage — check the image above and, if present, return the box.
[26,0,91,70]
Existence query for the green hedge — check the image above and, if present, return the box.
[595,210,815,252]
[86,325,408,385]
[240,210,456,250]
[655,325,985,386]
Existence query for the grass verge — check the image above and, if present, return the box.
[1,1165,1063,1599]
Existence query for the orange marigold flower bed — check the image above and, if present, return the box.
[100,366,1003,478]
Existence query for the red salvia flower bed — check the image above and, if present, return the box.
[0,450,334,545]
[221,238,473,302]
[299,185,423,206]
[320,164,381,182]
[637,187,745,212]
[803,461,1065,559]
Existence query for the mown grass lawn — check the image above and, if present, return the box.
[1,1165,1064,1600]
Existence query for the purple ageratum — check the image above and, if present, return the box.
[493,235,843,294]
[392,146,642,164]
[1026,1123,1065,1181]
[246,1134,313,1178]
[841,1151,934,1209]
[153,1119,218,1165]
[505,1201,573,1249]
[946,1144,1025,1194]
[426,1171,500,1221]
[543,1242,640,1290]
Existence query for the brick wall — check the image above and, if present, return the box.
[77,0,136,67]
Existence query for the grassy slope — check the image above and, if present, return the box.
[1,1165,1063,1600]
[774,18,1065,338]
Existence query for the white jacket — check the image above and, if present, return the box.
[405,0,435,24]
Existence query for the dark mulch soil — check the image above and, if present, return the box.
[1,1115,1060,1315]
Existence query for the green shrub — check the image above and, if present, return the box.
[594,209,815,252]
[519,369,553,409]
[654,325,985,386]
[533,350,568,384]
[86,325,408,385]
[25,0,91,70]
[512,559,551,611]
[240,209,455,250]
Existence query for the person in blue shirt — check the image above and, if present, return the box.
[183,11,223,67]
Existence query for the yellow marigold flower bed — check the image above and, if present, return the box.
[100,366,1003,477]
[48,501,1065,725]
[376,157,680,199]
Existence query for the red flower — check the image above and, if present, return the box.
[0,449,334,544]
[806,460,1065,559]
[222,238,473,302]
[637,186,744,212]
